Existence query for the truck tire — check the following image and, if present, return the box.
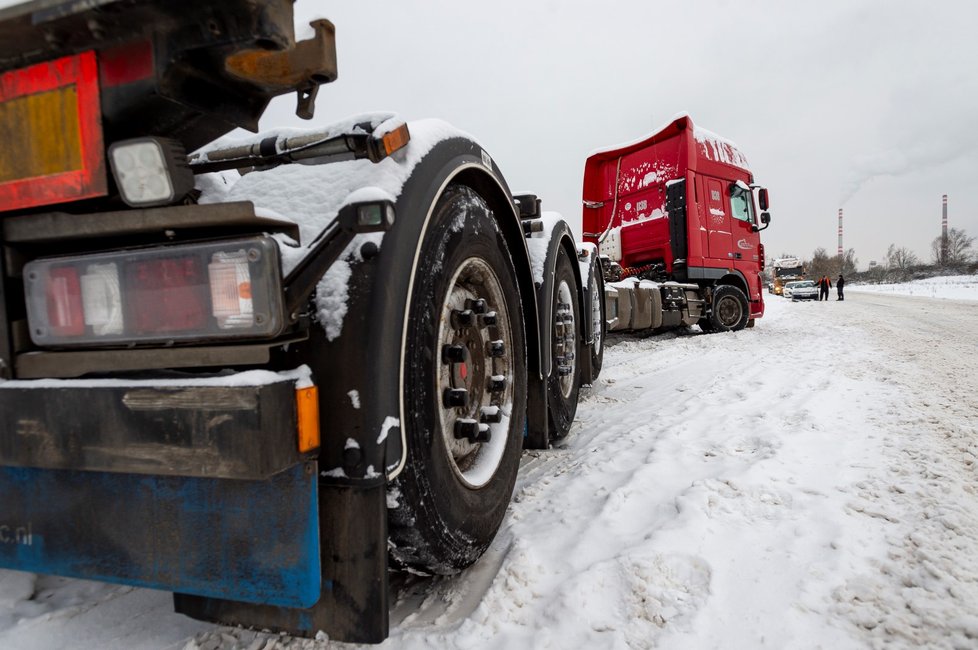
[388,185,527,575]
[546,245,583,439]
[586,262,605,383]
[707,285,750,332]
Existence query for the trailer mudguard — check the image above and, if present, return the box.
[577,246,603,384]
[523,220,583,449]
[313,135,539,481]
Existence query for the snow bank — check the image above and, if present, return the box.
[850,274,978,302]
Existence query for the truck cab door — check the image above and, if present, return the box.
[729,184,759,263]
[705,178,733,261]
[728,183,762,300]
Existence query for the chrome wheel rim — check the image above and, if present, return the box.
[436,257,514,489]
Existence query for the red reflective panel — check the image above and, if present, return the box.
[0,51,107,211]
[126,257,208,334]
[46,267,85,337]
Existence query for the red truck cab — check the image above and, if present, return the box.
[583,114,769,320]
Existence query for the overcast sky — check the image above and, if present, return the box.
[260,0,977,269]
[4,0,975,268]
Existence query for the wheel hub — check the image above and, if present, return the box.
[716,295,743,327]
[436,258,514,488]
[554,280,576,398]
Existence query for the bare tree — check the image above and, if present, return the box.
[807,247,831,279]
[931,228,975,267]
[836,248,858,277]
[886,244,919,271]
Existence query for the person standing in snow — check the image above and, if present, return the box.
[818,275,831,301]
[837,274,845,301]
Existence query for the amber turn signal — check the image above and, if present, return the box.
[296,386,321,453]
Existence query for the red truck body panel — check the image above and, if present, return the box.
[583,115,765,316]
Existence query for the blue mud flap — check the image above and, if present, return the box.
[0,462,320,608]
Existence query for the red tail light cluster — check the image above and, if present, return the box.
[24,238,283,347]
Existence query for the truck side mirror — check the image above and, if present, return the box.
[752,211,771,232]
[758,188,769,211]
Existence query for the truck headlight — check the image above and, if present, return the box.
[108,137,195,207]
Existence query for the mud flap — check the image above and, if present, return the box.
[0,462,320,608]
[174,479,389,643]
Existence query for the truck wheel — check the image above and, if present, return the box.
[586,264,605,383]
[708,285,750,332]
[388,185,527,575]
[547,245,583,439]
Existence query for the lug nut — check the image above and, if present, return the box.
[466,298,488,314]
[480,407,502,424]
[557,364,574,376]
[454,419,480,440]
[442,344,468,364]
[443,388,469,408]
[451,309,475,329]
[454,419,492,443]
[479,311,498,327]
[473,424,491,443]
[488,375,506,393]
[488,340,505,357]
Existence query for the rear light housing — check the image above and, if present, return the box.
[23,237,284,347]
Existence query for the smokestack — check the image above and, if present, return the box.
[941,194,949,265]
[838,208,843,257]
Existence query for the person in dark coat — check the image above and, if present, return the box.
[837,274,845,301]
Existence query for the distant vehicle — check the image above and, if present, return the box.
[771,257,805,295]
[788,280,818,301]
[782,280,805,298]
[585,115,772,334]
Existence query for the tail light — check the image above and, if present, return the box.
[24,238,283,347]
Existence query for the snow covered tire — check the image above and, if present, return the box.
[708,284,750,332]
[387,185,527,575]
[546,244,583,439]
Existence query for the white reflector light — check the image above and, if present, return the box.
[80,262,123,335]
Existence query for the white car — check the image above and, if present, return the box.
[787,280,818,301]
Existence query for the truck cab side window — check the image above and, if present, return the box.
[729,185,754,224]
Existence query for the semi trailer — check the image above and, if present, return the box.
[0,0,601,642]
[584,115,772,333]
[0,0,769,643]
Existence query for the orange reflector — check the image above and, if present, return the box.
[296,386,320,453]
[382,123,411,156]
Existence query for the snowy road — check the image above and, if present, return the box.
[2,288,978,649]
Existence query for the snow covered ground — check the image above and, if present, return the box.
[850,274,978,302]
[2,280,977,649]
